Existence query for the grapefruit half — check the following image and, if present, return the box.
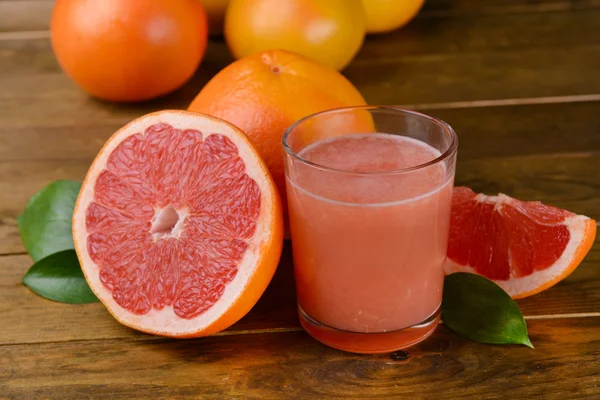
[446,187,596,299]
[73,110,283,337]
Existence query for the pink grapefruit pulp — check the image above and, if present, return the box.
[73,110,283,337]
[446,186,596,298]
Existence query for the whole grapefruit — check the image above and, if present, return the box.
[188,50,367,221]
[361,0,424,34]
[224,0,366,70]
[51,0,208,102]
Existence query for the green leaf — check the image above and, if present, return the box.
[442,272,533,348]
[22,250,98,304]
[18,180,82,262]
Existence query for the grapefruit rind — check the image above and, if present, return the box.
[445,190,596,299]
[73,110,283,337]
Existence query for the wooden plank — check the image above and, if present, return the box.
[517,235,600,317]
[1,2,597,397]
[2,149,599,255]
[2,8,600,121]
[0,38,231,127]
[0,159,88,255]
[0,243,298,345]
[3,43,600,126]
[2,100,600,162]
[1,318,600,399]
[429,102,600,161]
[2,0,600,34]
[0,232,597,346]
[1,132,599,248]
[350,44,600,104]
[422,0,600,15]
[2,42,599,118]
[0,1,53,33]
[455,153,600,215]
[359,7,600,59]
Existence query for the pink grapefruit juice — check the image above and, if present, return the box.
[286,133,454,349]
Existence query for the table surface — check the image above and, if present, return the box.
[1,0,600,398]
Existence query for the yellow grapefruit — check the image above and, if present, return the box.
[361,0,424,34]
[224,0,366,70]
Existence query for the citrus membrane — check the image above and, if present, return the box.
[446,187,596,298]
[73,111,283,336]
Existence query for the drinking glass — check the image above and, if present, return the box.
[282,106,458,353]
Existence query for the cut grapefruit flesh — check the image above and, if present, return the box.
[445,187,596,299]
[73,110,283,337]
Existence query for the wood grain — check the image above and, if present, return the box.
[2,0,600,34]
[456,153,600,217]
[429,101,600,160]
[349,44,600,104]
[2,100,600,162]
[2,318,600,399]
[2,6,600,124]
[421,0,600,15]
[1,150,598,255]
[358,7,600,59]
[0,243,298,345]
[0,38,231,127]
[1,2,599,397]
[0,233,597,346]
[2,41,599,120]
[517,235,600,316]
[0,1,53,33]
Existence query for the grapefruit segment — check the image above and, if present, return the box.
[73,110,283,337]
[446,187,596,299]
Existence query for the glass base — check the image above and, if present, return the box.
[298,306,441,354]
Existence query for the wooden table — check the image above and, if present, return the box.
[1,0,600,398]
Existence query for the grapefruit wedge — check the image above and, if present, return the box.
[445,187,596,299]
[73,110,283,337]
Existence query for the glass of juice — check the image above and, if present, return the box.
[282,106,458,354]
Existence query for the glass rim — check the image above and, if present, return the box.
[282,105,459,176]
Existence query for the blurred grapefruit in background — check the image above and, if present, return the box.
[224,0,366,70]
[188,50,367,221]
[51,0,208,102]
[361,0,424,34]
